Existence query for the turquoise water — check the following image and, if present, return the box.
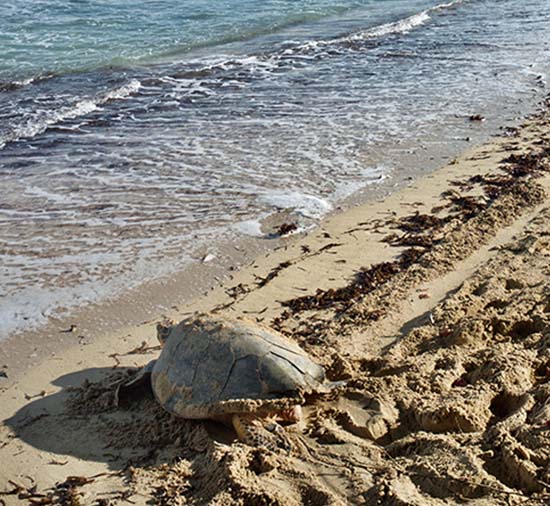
[2,0,414,79]
[1,0,550,338]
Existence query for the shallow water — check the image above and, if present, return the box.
[1,0,549,338]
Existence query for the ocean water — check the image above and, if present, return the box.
[1,0,549,338]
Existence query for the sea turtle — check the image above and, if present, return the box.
[117,314,330,450]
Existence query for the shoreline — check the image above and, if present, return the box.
[1,104,550,503]
[2,72,544,348]
[0,107,531,381]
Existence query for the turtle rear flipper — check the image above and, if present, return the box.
[115,360,156,408]
[232,414,292,452]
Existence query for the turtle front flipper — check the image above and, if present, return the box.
[115,360,156,408]
[232,414,292,452]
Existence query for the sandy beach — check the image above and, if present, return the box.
[2,102,550,504]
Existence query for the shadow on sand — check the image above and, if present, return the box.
[4,366,235,470]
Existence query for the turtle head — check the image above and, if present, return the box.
[156,319,174,346]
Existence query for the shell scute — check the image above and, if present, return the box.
[151,315,326,418]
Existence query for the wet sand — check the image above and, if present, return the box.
[1,104,550,504]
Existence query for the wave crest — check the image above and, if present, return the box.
[0,79,141,149]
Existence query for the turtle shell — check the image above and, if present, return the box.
[151,315,326,418]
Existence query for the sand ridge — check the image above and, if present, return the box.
[2,107,550,504]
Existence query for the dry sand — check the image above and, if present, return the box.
[2,104,550,505]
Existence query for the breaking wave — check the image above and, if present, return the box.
[0,79,141,149]
[0,1,466,151]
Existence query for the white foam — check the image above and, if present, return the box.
[260,191,332,219]
[13,76,36,87]
[0,240,194,340]
[104,79,141,101]
[292,0,465,55]
[356,12,431,40]
[234,192,334,239]
[0,79,141,149]
[343,0,466,43]
[0,100,98,149]
[234,219,264,237]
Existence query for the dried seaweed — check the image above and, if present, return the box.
[256,260,292,288]
[281,263,395,313]
[383,233,437,248]
[449,195,488,219]
[0,479,49,504]
[276,223,298,236]
[281,248,424,314]
[318,242,343,252]
[501,149,550,174]
[50,474,122,506]
[444,149,549,219]
[479,150,550,197]
[24,390,47,401]
[125,341,161,355]
[399,248,424,267]
[53,478,89,506]
[396,212,448,233]
[225,283,249,299]
[0,474,108,506]
[108,341,162,368]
